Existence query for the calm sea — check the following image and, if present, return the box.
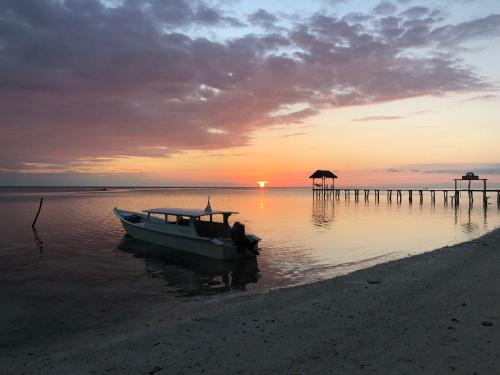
[1,187,499,345]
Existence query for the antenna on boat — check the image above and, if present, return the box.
[204,194,212,213]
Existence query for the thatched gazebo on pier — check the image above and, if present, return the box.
[310,170,337,190]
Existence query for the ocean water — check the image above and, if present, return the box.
[1,187,499,344]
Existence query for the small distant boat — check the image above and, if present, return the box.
[113,201,260,260]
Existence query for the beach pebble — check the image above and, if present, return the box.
[481,321,493,327]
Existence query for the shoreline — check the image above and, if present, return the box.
[3,227,500,374]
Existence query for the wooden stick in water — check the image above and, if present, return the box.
[32,197,43,229]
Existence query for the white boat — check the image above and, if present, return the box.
[113,203,260,260]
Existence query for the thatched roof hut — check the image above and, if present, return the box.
[309,170,337,179]
[309,170,337,190]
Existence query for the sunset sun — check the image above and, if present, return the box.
[257,181,267,188]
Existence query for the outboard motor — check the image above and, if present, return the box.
[245,235,260,255]
[231,222,260,255]
[231,221,246,253]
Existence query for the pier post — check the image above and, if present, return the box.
[315,186,496,207]
[483,180,487,206]
[468,179,472,204]
[454,180,458,206]
[345,189,350,201]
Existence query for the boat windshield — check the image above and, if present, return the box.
[143,209,234,237]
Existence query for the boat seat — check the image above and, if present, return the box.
[178,218,190,226]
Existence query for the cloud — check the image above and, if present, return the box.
[247,9,279,30]
[421,167,500,175]
[387,164,500,175]
[353,116,404,122]
[461,94,498,102]
[281,132,307,138]
[206,152,249,157]
[353,108,437,122]
[0,0,498,171]
[431,14,500,47]
[0,171,149,186]
[141,0,244,27]
[399,6,432,19]
[373,2,398,15]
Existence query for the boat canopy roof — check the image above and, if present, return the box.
[143,208,238,217]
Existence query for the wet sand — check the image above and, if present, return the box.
[2,228,500,374]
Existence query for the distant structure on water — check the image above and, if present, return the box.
[310,170,337,191]
[308,169,499,207]
[454,171,488,205]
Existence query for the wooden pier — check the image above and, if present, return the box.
[313,188,500,207]
[310,170,498,207]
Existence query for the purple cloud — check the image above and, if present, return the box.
[387,163,500,175]
[461,94,498,102]
[248,9,279,30]
[431,14,500,47]
[353,116,404,122]
[373,2,398,16]
[0,0,499,172]
[399,6,432,19]
[281,132,307,138]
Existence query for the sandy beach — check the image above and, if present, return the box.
[3,228,500,374]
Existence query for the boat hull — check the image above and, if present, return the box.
[115,209,258,260]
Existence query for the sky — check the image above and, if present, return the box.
[0,0,499,187]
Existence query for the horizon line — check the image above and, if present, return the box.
[2,185,499,189]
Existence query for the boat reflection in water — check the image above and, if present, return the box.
[118,235,260,296]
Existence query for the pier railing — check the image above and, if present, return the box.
[312,188,500,207]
